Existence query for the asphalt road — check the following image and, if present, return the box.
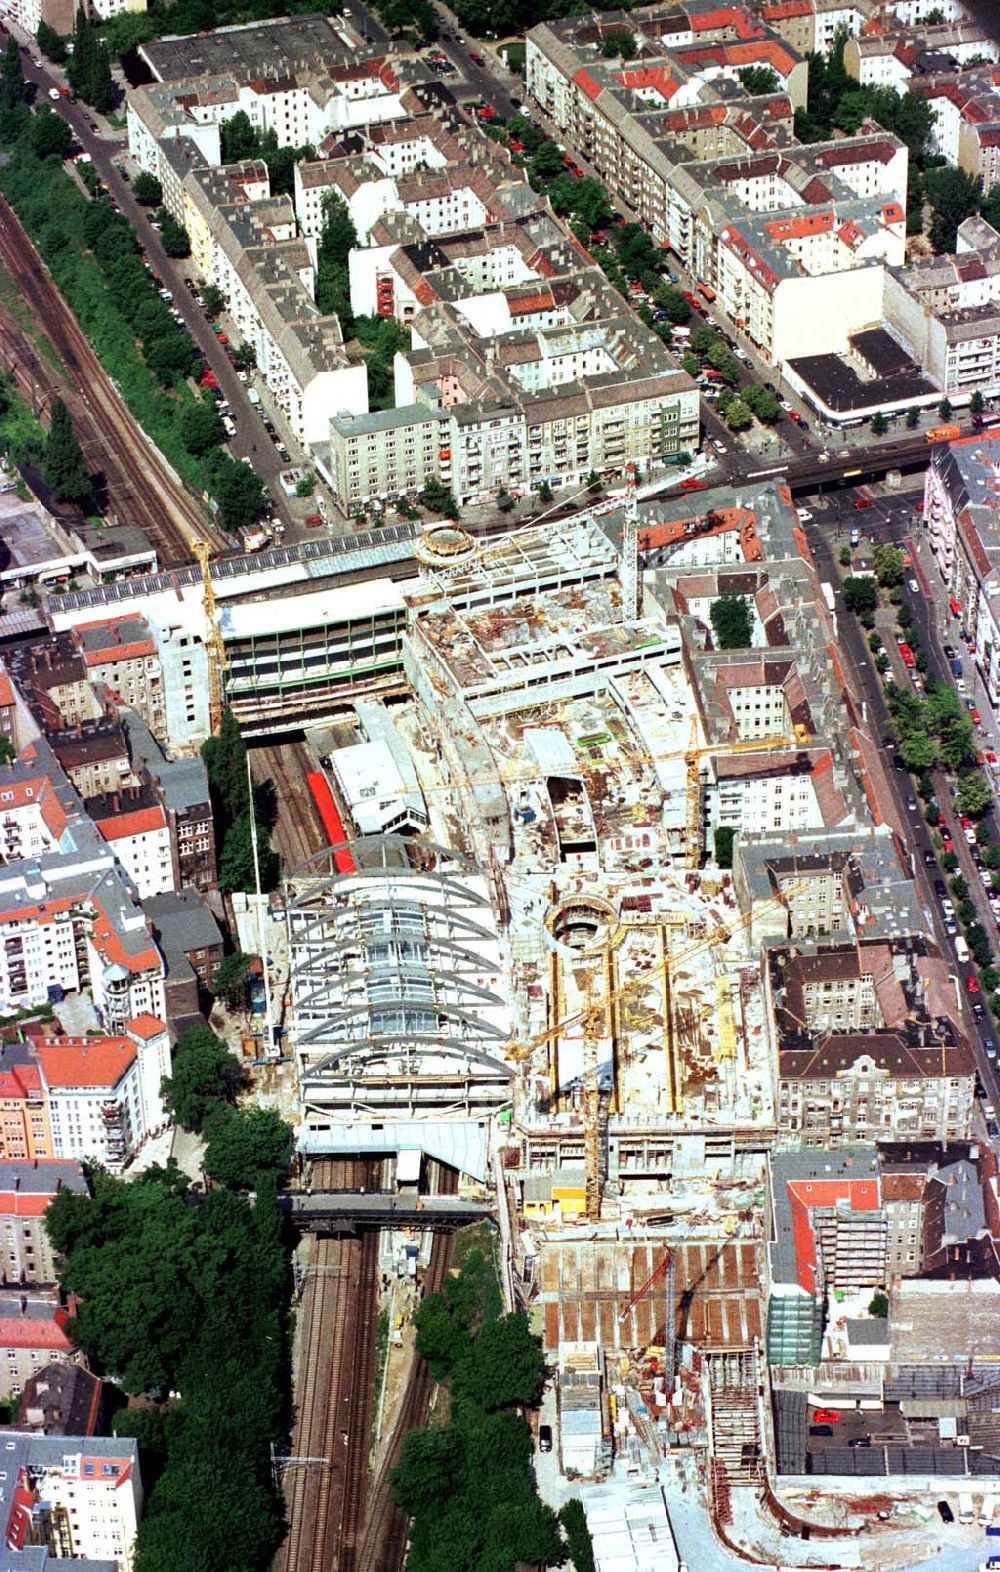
[805,490,1000,1112]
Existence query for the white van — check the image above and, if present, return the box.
[955,934,970,964]
[958,1491,975,1525]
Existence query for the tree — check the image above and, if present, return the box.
[838,546,852,567]
[742,384,781,423]
[212,457,268,534]
[218,814,278,894]
[971,389,986,415]
[906,406,920,428]
[939,396,953,421]
[681,351,700,379]
[37,22,68,65]
[133,170,163,206]
[714,826,736,868]
[956,769,993,817]
[0,36,28,113]
[870,411,889,436]
[315,191,357,329]
[951,875,968,900]
[599,28,637,60]
[843,576,878,616]
[528,140,565,186]
[157,209,191,258]
[202,705,251,827]
[295,472,315,497]
[453,1312,545,1411]
[180,397,225,458]
[202,1105,292,1189]
[391,1426,466,1518]
[161,1024,247,1132]
[723,395,752,431]
[940,714,975,771]
[561,1500,596,1572]
[496,487,516,511]
[234,340,257,371]
[43,398,91,506]
[924,166,983,254]
[68,13,114,113]
[212,951,254,1011]
[220,110,260,164]
[710,593,753,649]
[868,1291,889,1319]
[29,109,72,160]
[737,65,780,95]
[419,476,459,520]
[201,284,225,318]
[873,544,905,586]
[900,732,938,772]
[654,284,691,324]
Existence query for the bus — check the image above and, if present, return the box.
[821,583,835,613]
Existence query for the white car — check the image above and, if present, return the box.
[797,508,813,521]
[48,87,61,101]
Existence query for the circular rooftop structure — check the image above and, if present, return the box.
[415,523,479,569]
[544,893,622,959]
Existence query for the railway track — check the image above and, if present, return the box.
[0,193,227,563]
[250,739,327,869]
[354,1230,455,1571]
[277,1158,381,1572]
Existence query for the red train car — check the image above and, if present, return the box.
[306,770,356,874]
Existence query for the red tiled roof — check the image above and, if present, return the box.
[0,1308,71,1349]
[94,805,166,842]
[573,67,603,102]
[0,671,14,709]
[37,1036,135,1090]
[125,1013,165,1040]
[787,1177,881,1293]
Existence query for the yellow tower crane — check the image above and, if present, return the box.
[191,538,227,735]
[684,730,811,867]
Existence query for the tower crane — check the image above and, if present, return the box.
[191,538,227,735]
[506,880,808,1222]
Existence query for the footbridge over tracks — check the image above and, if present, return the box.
[282,1189,492,1234]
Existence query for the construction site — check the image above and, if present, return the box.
[254,473,997,1571]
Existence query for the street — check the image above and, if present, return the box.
[805,488,1000,1118]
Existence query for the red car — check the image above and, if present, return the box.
[960,815,974,830]
[854,496,873,509]
[972,708,982,726]
[812,1409,840,1424]
[941,836,954,853]
[967,975,981,994]
[679,477,705,491]
[509,138,524,152]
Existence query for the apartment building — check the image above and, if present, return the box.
[844,19,997,89]
[733,824,927,947]
[885,216,1000,397]
[48,722,136,803]
[0,1043,52,1163]
[525,13,908,364]
[3,1432,142,1570]
[6,638,102,736]
[38,1019,170,1173]
[324,269,698,509]
[157,153,367,445]
[85,791,176,902]
[73,617,166,744]
[910,65,1000,193]
[120,711,216,892]
[923,428,1000,707]
[0,1297,78,1401]
[768,938,976,1146]
[0,1160,87,1285]
[129,17,405,173]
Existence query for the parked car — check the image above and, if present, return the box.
[812,1409,840,1424]
[538,1425,552,1453]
